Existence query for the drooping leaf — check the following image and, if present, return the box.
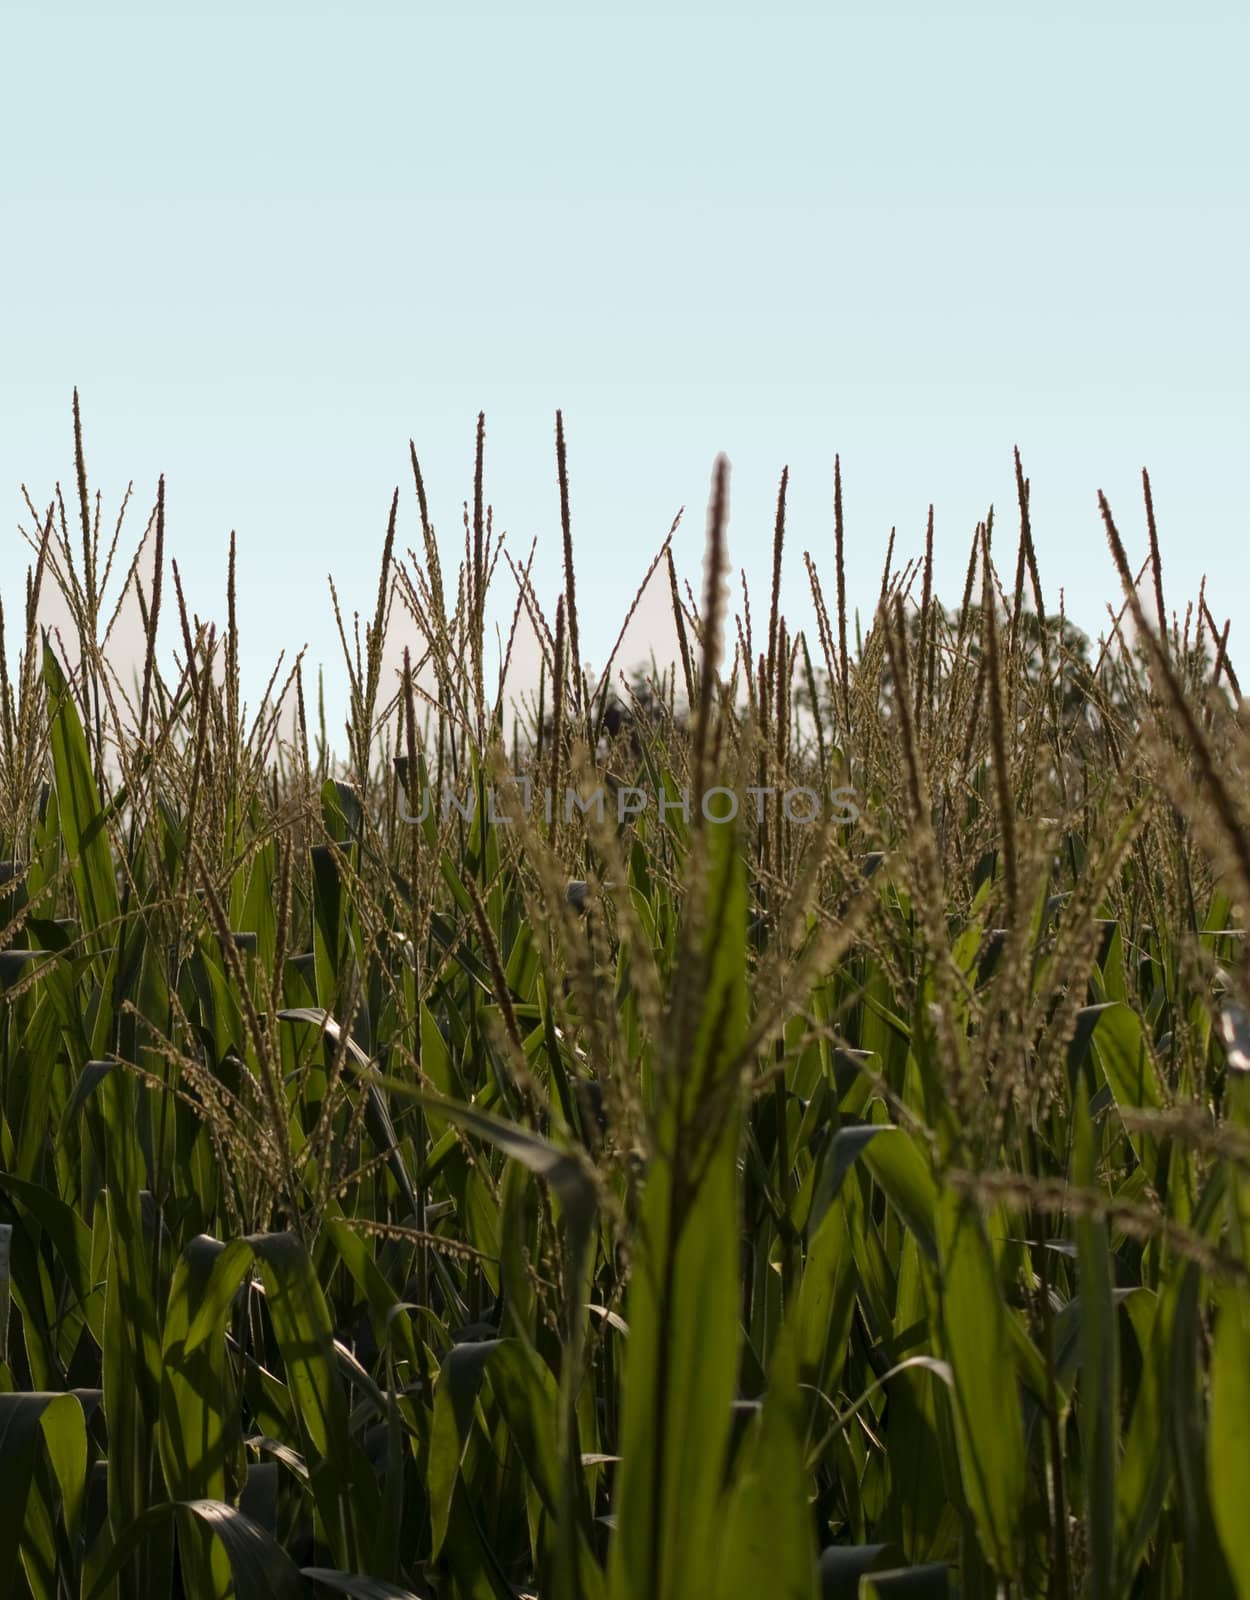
[0,1392,87,1587]
[301,1571,433,1600]
[248,1231,379,1572]
[84,1498,305,1600]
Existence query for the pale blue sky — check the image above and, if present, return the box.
[3,3,1246,737]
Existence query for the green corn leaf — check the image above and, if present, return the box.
[806,1124,888,1240]
[248,1231,378,1572]
[101,1182,168,1595]
[1209,1284,1250,1594]
[277,1009,420,1219]
[429,1338,499,1559]
[161,1235,253,1600]
[712,1322,818,1600]
[377,1085,594,1229]
[804,1357,953,1475]
[0,1223,9,1364]
[613,1089,740,1585]
[482,1336,561,1516]
[1168,1171,1236,1595]
[84,1498,305,1600]
[1115,1271,1181,1590]
[1089,1002,1164,1177]
[0,1392,87,1588]
[797,1186,859,1402]
[1074,1075,1117,1600]
[322,1217,422,1373]
[935,1186,1025,1577]
[0,1172,94,1327]
[861,1127,939,1265]
[181,1236,254,1355]
[608,817,748,1600]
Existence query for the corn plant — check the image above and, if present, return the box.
[0,401,1248,1599]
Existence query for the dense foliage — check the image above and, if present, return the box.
[1,405,1248,1598]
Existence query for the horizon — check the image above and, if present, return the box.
[4,3,1246,739]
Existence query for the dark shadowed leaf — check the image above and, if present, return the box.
[859,1565,951,1597]
[302,1570,434,1599]
[84,1498,305,1600]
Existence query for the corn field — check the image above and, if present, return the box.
[1,401,1249,1599]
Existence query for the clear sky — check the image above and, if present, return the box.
[3,2,1246,740]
